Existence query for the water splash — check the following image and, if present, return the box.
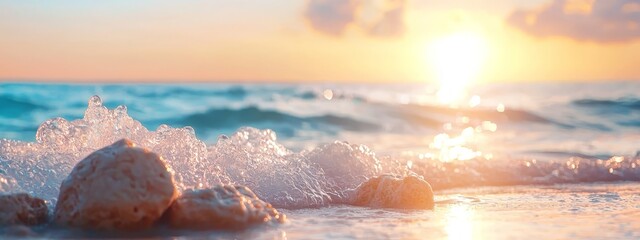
[0,96,385,208]
[1,96,640,210]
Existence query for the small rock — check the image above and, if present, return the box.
[352,175,434,209]
[0,193,48,226]
[166,186,286,230]
[54,139,178,230]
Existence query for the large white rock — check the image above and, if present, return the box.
[166,186,286,230]
[0,193,48,226]
[53,139,177,230]
[352,175,434,209]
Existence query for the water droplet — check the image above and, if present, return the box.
[115,105,127,115]
[157,124,170,132]
[323,89,334,100]
[183,126,195,135]
[88,95,103,108]
[268,130,277,141]
[218,134,229,141]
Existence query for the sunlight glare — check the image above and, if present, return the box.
[428,31,488,105]
[445,204,474,240]
[429,127,481,162]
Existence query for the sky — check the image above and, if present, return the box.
[1,0,640,83]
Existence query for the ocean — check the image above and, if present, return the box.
[1,82,640,239]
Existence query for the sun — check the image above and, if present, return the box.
[427,31,488,105]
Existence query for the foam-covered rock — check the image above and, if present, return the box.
[352,175,434,209]
[53,139,177,230]
[165,186,286,230]
[0,193,48,226]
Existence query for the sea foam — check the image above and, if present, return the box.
[0,96,393,208]
[2,96,640,210]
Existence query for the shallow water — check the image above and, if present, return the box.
[12,182,638,239]
[1,82,640,239]
[278,182,640,240]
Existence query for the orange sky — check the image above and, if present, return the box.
[1,0,639,83]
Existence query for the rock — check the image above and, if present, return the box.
[53,139,177,230]
[352,175,434,209]
[0,193,48,226]
[165,186,286,230]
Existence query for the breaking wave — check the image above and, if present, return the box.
[174,106,380,134]
[1,96,640,210]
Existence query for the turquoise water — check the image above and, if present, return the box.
[3,81,640,156]
[1,81,640,239]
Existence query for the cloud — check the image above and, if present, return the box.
[508,0,640,42]
[304,0,406,37]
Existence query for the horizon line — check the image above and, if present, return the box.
[1,78,638,85]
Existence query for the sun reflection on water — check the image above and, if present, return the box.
[429,118,498,162]
[445,205,475,240]
[430,128,480,162]
[423,31,495,162]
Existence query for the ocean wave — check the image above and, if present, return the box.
[395,103,574,129]
[174,106,380,133]
[574,98,640,111]
[294,90,367,102]
[1,96,639,210]
[574,97,640,127]
[125,85,248,99]
[0,95,49,117]
[0,96,387,209]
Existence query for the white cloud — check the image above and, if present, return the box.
[508,0,640,42]
[304,0,406,37]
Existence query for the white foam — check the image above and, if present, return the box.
[4,95,638,209]
[0,96,387,208]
